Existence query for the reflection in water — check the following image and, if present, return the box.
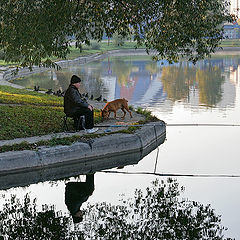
[0,179,232,239]
[12,55,239,109]
[112,59,133,87]
[161,65,192,101]
[196,66,225,107]
[0,194,71,239]
[65,174,95,223]
[161,64,225,107]
[7,54,240,238]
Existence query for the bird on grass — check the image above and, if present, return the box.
[82,92,89,100]
[34,86,40,91]
[53,89,63,97]
[45,89,53,95]
[61,90,66,97]
[95,95,102,101]
[90,94,94,100]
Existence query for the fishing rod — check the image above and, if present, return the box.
[167,123,240,127]
[99,170,240,178]
[95,123,240,128]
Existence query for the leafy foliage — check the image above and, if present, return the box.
[0,0,234,68]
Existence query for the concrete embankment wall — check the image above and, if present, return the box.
[0,121,166,178]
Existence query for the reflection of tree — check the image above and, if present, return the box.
[0,194,71,240]
[83,179,231,239]
[161,65,195,101]
[196,66,224,107]
[161,64,225,106]
[112,59,133,87]
[0,179,232,239]
[145,62,159,76]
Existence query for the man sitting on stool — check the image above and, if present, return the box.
[64,75,98,134]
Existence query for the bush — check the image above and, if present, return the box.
[0,50,5,60]
[91,42,101,50]
[113,34,125,46]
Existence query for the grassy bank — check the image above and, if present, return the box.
[0,41,143,67]
[1,39,239,67]
[219,39,240,47]
[0,85,102,140]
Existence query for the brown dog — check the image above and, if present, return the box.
[101,98,133,120]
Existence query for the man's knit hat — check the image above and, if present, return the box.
[71,75,81,84]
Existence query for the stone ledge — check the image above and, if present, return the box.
[0,121,166,176]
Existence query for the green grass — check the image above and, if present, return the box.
[0,86,158,142]
[0,85,63,106]
[0,105,65,140]
[135,107,159,123]
[0,86,161,152]
[219,39,240,47]
[0,86,102,140]
[63,41,144,60]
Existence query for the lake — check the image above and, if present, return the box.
[2,53,240,239]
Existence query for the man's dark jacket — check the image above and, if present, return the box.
[64,84,89,116]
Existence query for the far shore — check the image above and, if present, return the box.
[213,46,240,55]
[0,47,240,89]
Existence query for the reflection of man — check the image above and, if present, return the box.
[65,174,95,223]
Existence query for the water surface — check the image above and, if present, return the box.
[4,54,240,238]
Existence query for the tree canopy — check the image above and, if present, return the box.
[0,0,234,68]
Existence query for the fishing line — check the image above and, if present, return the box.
[153,125,160,174]
[99,170,240,178]
[153,147,159,174]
